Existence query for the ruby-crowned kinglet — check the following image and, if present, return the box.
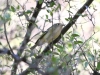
[31,23,64,50]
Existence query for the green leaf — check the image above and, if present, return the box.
[50,1,55,7]
[0,15,4,20]
[17,5,20,10]
[10,6,16,12]
[77,13,87,17]
[97,62,100,70]
[26,10,32,14]
[53,52,59,55]
[71,34,79,37]
[47,9,50,13]
[65,17,72,21]
[84,61,89,68]
[3,13,11,22]
[46,15,48,19]
[65,18,69,21]
[39,0,43,4]
[5,13,11,19]
[87,53,95,62]
[55,45,63,49]
[68,43,72,47]
[74,41,83,44]
[55,4,61,11]
[55,44,64,53]
[70,36,74,41]
[52,56,58,63]
[67,10,73,14]
[50,11,53,16]
[28,43,32,47]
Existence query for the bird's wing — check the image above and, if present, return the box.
[35,31,48,44]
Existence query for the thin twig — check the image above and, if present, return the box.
[4,22,15,57]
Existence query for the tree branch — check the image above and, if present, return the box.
[18,0,44,56]
[4,23,17,59]
[11,0,44,75]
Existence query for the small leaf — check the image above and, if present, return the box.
[39,0,43,4]
[0,15,4,20]
[46,15,48,19]
[67,10,73,14]
[84,61,89,68]
[68,43,72,47]
[71,34,79,37]
[97,62,100,70]
[47,9,50,13]
[87,53,95,61]
[55,4,61,11]
[5,13,11,19]
[28,43,32,47]
[26,10,32,14]
[50,1,55,7]
[52,56,58,63]
[74,41,83,44]
[10,6,16,12]
[57,49,62,53]
[53,52,59,55]
[17,5,20,10]
[3,13,11,22]
[65,17,72,21]
[55,44,63,49]
[65,18,69,21]
[55,44,64,54]
[50,11,53,16]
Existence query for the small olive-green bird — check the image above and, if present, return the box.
[31,23,64,50]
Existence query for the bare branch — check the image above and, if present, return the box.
[4,23,17,59]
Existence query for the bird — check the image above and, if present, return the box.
[30,23,64,50]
